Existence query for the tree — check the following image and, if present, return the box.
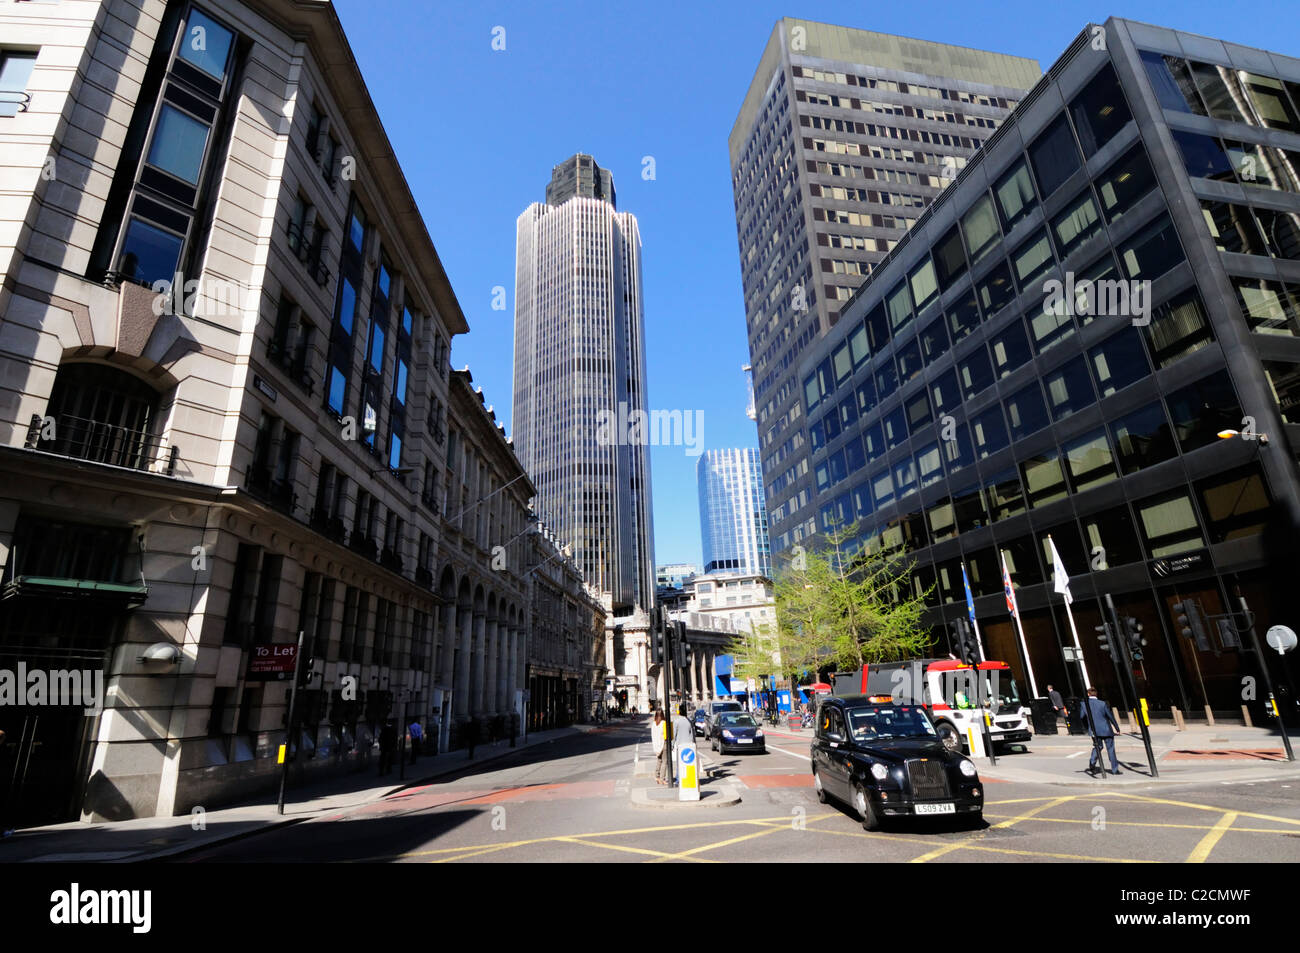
[773,519,933,677]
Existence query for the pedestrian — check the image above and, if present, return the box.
[1047,684,1067,730]
[378,720,396,776]
[671,703,693,786]
[464,717,479,760]
[1079,687,1122,776]
[651,710,670,785]
[408,720,422,764]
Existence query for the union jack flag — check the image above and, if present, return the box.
[1001,550,1019,616]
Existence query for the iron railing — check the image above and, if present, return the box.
[25,413,178,475]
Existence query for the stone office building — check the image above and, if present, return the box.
[779,18,1300,715]
[0,0,588,828]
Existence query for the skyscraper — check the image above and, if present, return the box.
[512,155,656,616]
[697,448,771,577]
[730,19,1041,553]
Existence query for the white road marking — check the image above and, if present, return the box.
[766,743,811,762]
[1067,751,1085,759]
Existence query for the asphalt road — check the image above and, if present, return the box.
[174,720,1300,863]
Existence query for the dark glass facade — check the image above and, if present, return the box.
[780,19,1300,714]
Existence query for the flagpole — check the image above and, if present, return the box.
[1001,549,1039,699]
[961,562,987,662]
[1049,535,1092,691]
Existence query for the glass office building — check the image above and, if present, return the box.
[783,18,1300,713]
[697,448,772,577]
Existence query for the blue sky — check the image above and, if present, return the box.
[332,0,1300,569]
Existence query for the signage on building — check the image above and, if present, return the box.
[1150,551,1208,578]
[247,643,297,679]
[252,375,277,402]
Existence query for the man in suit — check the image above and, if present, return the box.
[1079,687,1122,775]
[1047,684,1067,732]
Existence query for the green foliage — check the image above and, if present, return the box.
[773,520,933,675]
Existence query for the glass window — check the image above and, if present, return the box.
[805,372,823,413]
[1051,190,1102,260]
[961,193,1000,264]
[815,462,830,492]
[388,431,403,471]
[1094,146,1157,225]
[1135,490,1205,558]
[946,292,981,343]
[894,457,918,499]
[844,434,866,475]
[886,281,913,333]
[146,105,210,184]
[849,322,870,367]
[1173,130,1236,182]
[832,340,853,384]
[989,318,1032,379]
[1021,450,1067,507]
[1263,361,1300,423]
[916,443,944,490]
[905,390,932,431]
[865,303,890,351]
[875,359,898,401]
[1140,51,1199,114]
[823,409,842,444]
[1240,73,1300,133]
[953,483,988,533]
[808,418,825,453]
[838,395,858,429]
[1012,229,1055,288]
[348,206,367,255]
[117,217,184,286]
[327,365,346,415]
[871,468,895,509]
[853,482,874,521]
[1043,354,1095,420]
[1200,200,1266,256]
[929,368,961,417]
[1144,287,1213,368]
[1028,299,1075,353]
[943,420,974,472]
[1110,401,1176,474]
[971,404,1009,458]
[862,420,886,461]
[1222,139,1293,192]
[977,260,1015,316]
[178,8,235,80]
[1195,464,1272,543]
[883,405,908,450]
[927,495,956,542]
[909,258,939,312]
[367,322,386,375]
[1189,61,1250,124]
[1069,253,1121,327]
[829,449,848,485]
[1166,369,1242,454]
[986,468,1026,520]
[897,337,923,385]
[994,159,1037,231]
[933,225,968,291]
[1081,505,1144,567]
[1070,63,1132,156]
[1029,114,1081,199]
[856,377,878,416]
[1089,327,1150,396]
[1063,428,1117,492]
[0,52,38,119]
[1118,214,1184,280]
[336,278,357,336]
[1005,382,1049,440]
[1253,206,1300,260]
[920,317,950,366]
[958,348,994,400]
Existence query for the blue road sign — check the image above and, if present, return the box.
[681,747,695,765]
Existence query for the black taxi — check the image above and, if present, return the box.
[810,695,983,830]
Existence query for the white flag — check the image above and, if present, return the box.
[1049,536,1072,605]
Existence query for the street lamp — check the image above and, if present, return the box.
[1216,429,1270,446]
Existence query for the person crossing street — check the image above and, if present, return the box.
[1079,687,1122,776]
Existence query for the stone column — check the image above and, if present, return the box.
[708,650,717,701]
[454,606,472,717]
[485,614,499,715]
[470,610,486,714]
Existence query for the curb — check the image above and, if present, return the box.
[630,784,743,809]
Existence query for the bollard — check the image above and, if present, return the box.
[1171,706,1184,731]
[1126,710,1138,733]
[1241,705,1253,728]
[1204,706,1215,727]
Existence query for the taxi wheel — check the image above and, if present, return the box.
[813,770,828,803]
[853,783,881,832]
[935,721,962,753]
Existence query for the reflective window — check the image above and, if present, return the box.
[1029,114,1081,199]
[1021,450,1067,507]
[905,390,932,431]
[897,336,924,384]
[1070,63,1132,156]
[958,347,994,400]
[1189,61,1250,124]
[337,278,357,336]
[1028,298,1075,353]
[1081,505,1144,567]
[865,303,890,351]
[178,8,235,80]
[862,420,886,462]
[1201,199,1267,255]
[1012,229,1055,288]
[1239,72,1300,132]
[117,217,184,286]
[994,159,1037,231]
[927,495,956,542]
[1110,401,1176,474]
[977,260,1015,316]
[883,405,908,450]
[961,193,1001,265]
[1140,51,1199,114]
[920,317,950,366]
[943,420,974,472]
[1252,206,1300,260]
[1173,130,1235,182]
[1043,354,1095,420]
[1263,361,1300,423]
[146,105,210,184]
[348,206,367,256]
[856,377,878,416]
[849,322,870,367]
[832,340,853,384]
[823,409,841,443]
[971,404,1009,458]
[946,291,981,343]
[1094,146,1157,225]
[1195,465,1272,543]
[934,225,968,291]
[1232,277,1300,336]
[909,258,939,312]
[838,395,858,429]
[1063,428,1117,492]
[829,448,848,485]
[844,434,866,475]
[929,368,961,417]
[1052,190,1102,260]
[953,483,988,533]
[1089,327,1150,397]
[1118,214,1185,280]
[1135,490,1206,558]
[986,468,1026,520]
[1143,287,1213,368]
[1005,382,1049,440]
[327,365,346,415]
[894,457,918,499]
[875,359,898,401]
[989,318,1032,379]
[871,468,895,509]
[1166,369,1242,454]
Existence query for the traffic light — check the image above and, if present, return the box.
[1123,616,1147,662]
[951,621,971,663]
[674,620,688,669]
[1095,622,1116,661]
[1172,601,1208,649]
[649,610,664,665]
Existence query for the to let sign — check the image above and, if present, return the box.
[248,643,298,679]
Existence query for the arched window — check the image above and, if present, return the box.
[41,363,162,471]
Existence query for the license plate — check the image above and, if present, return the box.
[737,738,754,744]
[914,802,956,815]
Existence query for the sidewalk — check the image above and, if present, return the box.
[1,723,586,862]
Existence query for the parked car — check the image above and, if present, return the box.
[709,711,766,754]
[810,695,983,831]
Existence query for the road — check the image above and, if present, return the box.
[175,719,1300,863]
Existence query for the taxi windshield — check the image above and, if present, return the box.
[845,706,936,741]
